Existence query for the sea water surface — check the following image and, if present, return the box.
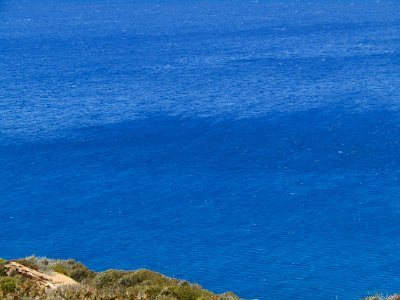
[1,0,400,299]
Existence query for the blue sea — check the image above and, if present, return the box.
[1,0,400,299]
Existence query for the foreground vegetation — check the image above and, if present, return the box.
[363,296,400,300]
[0,257,240,300]
[2,257,399,300]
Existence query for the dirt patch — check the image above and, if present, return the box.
[5,262,78,289]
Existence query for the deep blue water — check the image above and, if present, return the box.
[1,0,400,299]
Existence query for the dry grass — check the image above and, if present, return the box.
[0,257,240,300]
[363,295,400,300]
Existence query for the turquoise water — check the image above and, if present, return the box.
[1,1,400,299]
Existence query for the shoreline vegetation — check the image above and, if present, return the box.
[0,257,399,300]
[0,257,240,300]
[365,297,400,300]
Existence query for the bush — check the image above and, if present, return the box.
[220,292,240,300]
[118,269,167,287]
[0,277,16,293]
[0,257,240,300]
[70,266,93,282]
[36,258,94,283]
[59,260,95,282]
[160,285,215,300]
[143,285,163,299]
[15,256,39,271]
[0,259,7,276]
[52,264,68,275]
[67,261,95,282]
[93,270,128,288]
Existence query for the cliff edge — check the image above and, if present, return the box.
[0,257,240,300]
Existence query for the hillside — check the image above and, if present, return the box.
[0,257,240,300]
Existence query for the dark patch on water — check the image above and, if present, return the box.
[2,110,400,298]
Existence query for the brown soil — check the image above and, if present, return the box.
[5,262,78,289]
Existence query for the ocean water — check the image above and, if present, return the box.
[1,0,400,299]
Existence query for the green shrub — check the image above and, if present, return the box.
[118,269,167,287]
[220,291,240,299]
[124,284,166,299]
[70,266,93,282]
[69,261,95,282]
[52,264,68,275]
[37,258,94,283]
[15,256,39,271]
[0,277,16,293]
[0,259,7,276]
[161,285,213,300]
[144,285,164,299]
[0,257,240,300]
[61,260,94,282]
[93,270,128,288]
